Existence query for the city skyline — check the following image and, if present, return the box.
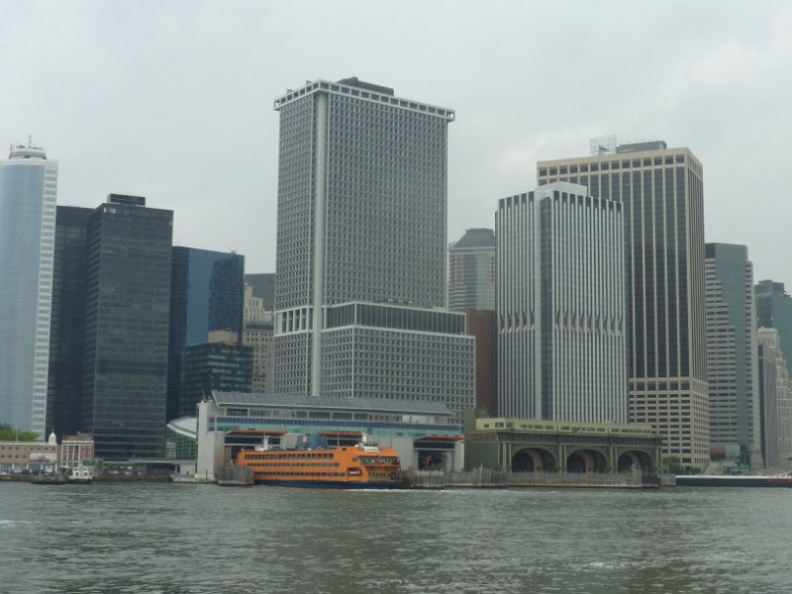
[2,2,791,284]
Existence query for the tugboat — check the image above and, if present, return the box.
[67,464,93,485]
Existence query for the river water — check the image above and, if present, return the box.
[0,482,789,593]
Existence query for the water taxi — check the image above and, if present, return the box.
[235,433,401,489]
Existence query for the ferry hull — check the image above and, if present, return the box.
[255,479,399,490]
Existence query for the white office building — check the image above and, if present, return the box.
[496,182,627,423]
[272,77,474,417]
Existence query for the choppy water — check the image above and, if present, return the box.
[0,482,790,593]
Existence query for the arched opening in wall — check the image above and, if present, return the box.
[511,448,556,472]
[617,450,654,473]
[566,449,608,473]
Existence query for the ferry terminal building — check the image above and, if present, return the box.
[167,392,662,481]
[168,391,465,481]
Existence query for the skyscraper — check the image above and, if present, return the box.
[81,194,173,459]
[496,182,627,423]
[755,280,792,379]
[705,243,761,466]
[181,331,252,417]
[273,77,473,415]
[47,206,93,436]
[0,142,58,439]
[757,328,792,469]
[538,140,709,469]
[168,247,244,421]
[448,228,496,312]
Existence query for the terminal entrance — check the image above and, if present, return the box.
[511,448,556,472]
[617,450,654,473]
[566,449,607,473]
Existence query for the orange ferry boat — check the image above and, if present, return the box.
[235,433,402,489]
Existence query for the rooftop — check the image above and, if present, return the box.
[212,391,453,416]
[274,78,455,121]
[452,228,495,249]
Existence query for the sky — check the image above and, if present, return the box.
[2,0,791,282]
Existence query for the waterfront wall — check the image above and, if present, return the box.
[406,468,659,489]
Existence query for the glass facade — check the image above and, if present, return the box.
[0,145,57,439]
[448,228,496,312]
[168,247,244,420]
[81,198,173,460]
[47,206,93,436]
[755,280,792,380]
[181,342,252,417]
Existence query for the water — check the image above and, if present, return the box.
[0,482,789,593]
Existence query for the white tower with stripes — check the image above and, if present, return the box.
[496,182,627,423]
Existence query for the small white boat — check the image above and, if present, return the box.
[68,464,93,485]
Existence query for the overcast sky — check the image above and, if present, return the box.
[2,1,791,282]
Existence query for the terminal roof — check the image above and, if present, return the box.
[212,391,452,416]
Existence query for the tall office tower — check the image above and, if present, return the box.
[705,244,762,467]
[168,247,244,421]
[755,280,792,379]
[757,328,792,469]
[273,77,473,415]
[47,206,93,436]
[81,194,173,459]
[496,182,627,423]
[538,140,709,469]
[0,142,58,439]
[448,228,496,312]
[181,331,252,417]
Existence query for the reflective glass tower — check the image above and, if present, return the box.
[448,228,496,312]
[538,140,709,469]
[0,142,58,439]
[47,206,93,436]
[168,247,245,420]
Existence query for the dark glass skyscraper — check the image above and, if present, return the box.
[168,247,244,420]
[47,206,93,436]
[81,195,173,460]
[538,141,709,469]
[181,338,252,417]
